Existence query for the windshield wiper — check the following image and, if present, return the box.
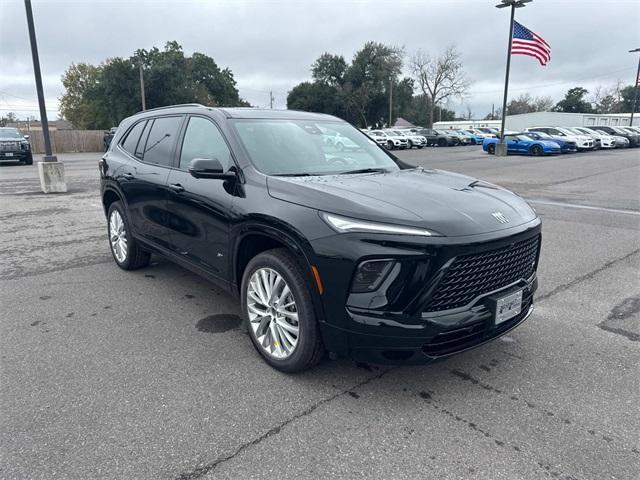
[338,167,389,175]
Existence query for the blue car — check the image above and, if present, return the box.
[483,133,561,156]
[526,131,577,153]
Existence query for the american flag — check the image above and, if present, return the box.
[511,21,551,66]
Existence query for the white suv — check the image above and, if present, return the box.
[525,127,594,150]
[571,127,616,149]
[391,129,427,149]
[373,130,408,150]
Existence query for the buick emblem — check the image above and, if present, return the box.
[492,212,509,224]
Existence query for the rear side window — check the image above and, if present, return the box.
[142,116,184,167]
[179,117,233,171]
[121,120,147,155]
[134,120,152,158]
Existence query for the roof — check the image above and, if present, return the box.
[128,105,339,122]
[219,108,337,121]
[393,117,415,127]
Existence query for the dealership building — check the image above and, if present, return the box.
[433,112,638,131]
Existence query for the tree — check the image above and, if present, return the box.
[505,93,553,115]
[554,87,593,113]
[409,45,470,127]
[59,41,248,129]
[618,85,640,113]
[287,41,409,127]
[311,53,347,86]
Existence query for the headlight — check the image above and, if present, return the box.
[320,212,438,237]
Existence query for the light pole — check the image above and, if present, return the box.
[495,0,532,155]
[24,0,66,192]
[629,48,640,126]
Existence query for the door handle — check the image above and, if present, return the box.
[122,172,134,180]
[169,183,185,193]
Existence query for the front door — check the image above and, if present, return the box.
[165,116,237,279]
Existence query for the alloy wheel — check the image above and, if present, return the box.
[247,268,299,359]
[109,210,128,263]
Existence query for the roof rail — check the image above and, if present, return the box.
[140,103,205,113]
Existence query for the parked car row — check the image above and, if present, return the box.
[482,125,640,156]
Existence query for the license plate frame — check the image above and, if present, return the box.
[494,289,523,325]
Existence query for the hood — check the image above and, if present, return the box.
[0,137,25,142]
[267,168,537,237]
[540,140,560,147]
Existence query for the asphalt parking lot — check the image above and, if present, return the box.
[1,146,639,479]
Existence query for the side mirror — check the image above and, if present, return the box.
[23,135,30,140]
[189,158,236,180]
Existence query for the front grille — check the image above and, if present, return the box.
[425,234,540,312]
[0,142,19,152]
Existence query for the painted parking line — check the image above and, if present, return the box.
[527,199,640,216]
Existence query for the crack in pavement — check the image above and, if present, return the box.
[536,249,640,303]
[174,367,394,480]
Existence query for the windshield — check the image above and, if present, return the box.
[0,128,23,139]
[534,132,551,139]
[232,119,399,176]
[508,134,534,141]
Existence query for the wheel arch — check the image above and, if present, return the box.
[233,222,326,321]
[102,185,125,217]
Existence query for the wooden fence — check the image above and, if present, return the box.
[27,130,104,154]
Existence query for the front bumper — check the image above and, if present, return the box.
[0,150,30,161]
[312,221,542,364]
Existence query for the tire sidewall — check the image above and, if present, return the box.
[488,144,496,154]
[241,250,319,372]
[107,201,134,269]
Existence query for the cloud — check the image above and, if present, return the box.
[1,0,638,118]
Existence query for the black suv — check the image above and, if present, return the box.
[0,127,32,165]
[100,105,541,372]
[414,128,458,147]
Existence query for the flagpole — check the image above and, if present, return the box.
[499,4,515,142]
[495,0,532,155]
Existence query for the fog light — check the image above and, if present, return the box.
[350,260,395,293]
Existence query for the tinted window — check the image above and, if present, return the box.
[121,120,147,155]
[134,120,152,158]
[179,117,233,171]
[142,116,183,167]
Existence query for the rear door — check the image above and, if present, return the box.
[164,115,238,279]
[117,115,184,249]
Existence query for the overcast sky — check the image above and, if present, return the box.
[1,0,639,121]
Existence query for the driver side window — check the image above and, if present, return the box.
[179,117,232,171]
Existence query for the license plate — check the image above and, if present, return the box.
[495,290,522,324]
[4,152,13,157]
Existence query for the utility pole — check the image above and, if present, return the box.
[629,48,640,126]
[24,0,66,192]
[389,80,393,127]
[269,91,274,109]
[139,63,146,111]
[491,103,495,120]
[495,0,532,155]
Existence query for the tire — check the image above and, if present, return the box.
[487,144,496,155]
[241,248,324,373]
[408,140,413,149]
[437,138,447,147]
[417,145,423,149]
[107,201,150,270]
[530,145,543,156]
[387,140,394,150]
[24,153,33,165]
